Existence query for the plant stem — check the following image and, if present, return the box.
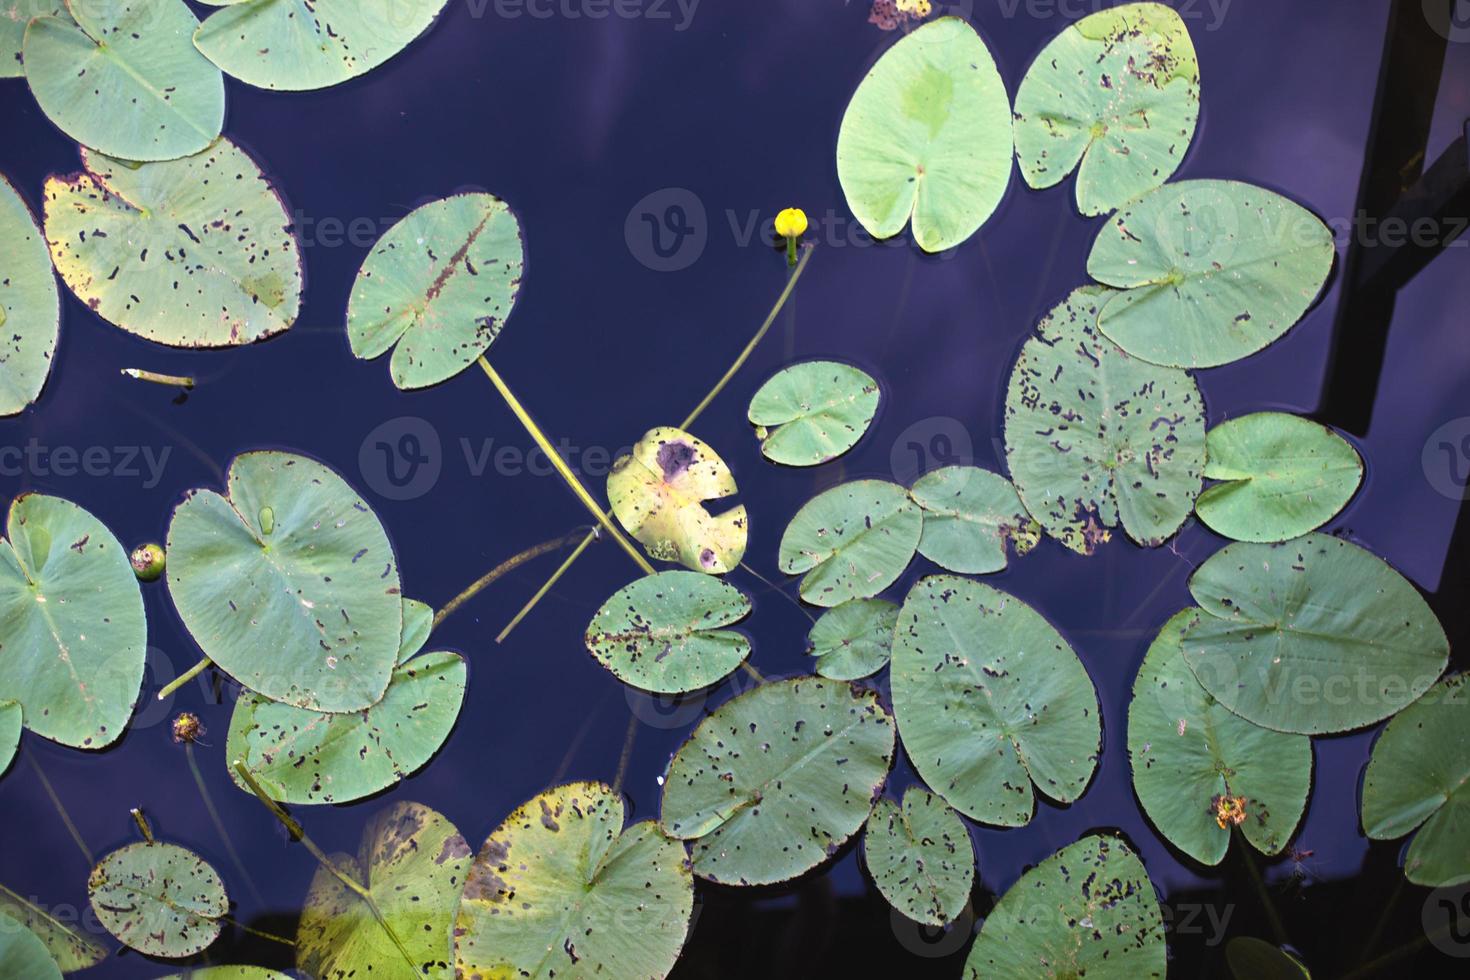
[233,762,417,972]
[434,527,589,630]
[610,713,639,797]
[476,357,652,575]
[158,658,212,701]
[1234,828,1288,946]
[1355,874,1405,962]
[223,916,295,947]
[27,754,92,864]
[188,744,263,905]
[130,808,154,843]
[495,247,816,642]
[121,368,195,389]
[1338,924,1453,980]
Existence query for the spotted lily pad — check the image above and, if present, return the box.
[0,701,17,779]
[0,911,61,979]
[0,884,107,971]
[777,480,922,607]
[347,193,524,389]
[1004,286,1205,555]
[0,0,62,77]
[863,786,974,926]
[1128,609,1311,865]
[836,16,1013,252]
[1362,674,1470,887]
[1181,534,1449,735]
[963,835,1166,978]
[585,571,752,693]
[160,969,296,979]
[194,0,449,91]
[0,174,59,416]
[0,493,146,749]
[891,575,1100,826]
[24,0,223,161]
[166,451,403,713]
[456,782,693,980]
[660,677,895,885]
[1196,412,1363,542]
[226,651,466,805]
[607,427,747,573]
[1088,179,1336,368]
[88,842,227,958]
[1225,937,1313,979]
[44,140,302,348]
[909,466,1040,574]
[808,598,899,681]
[748,360,879,466]
[298,801,471,979]
[1014,2,1199,216]
[397,597,433,665]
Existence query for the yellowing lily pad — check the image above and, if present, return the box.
[778,480,922,607]
[0,884,107,972]
[748,360,879,466]
[1014,2,1199,216]
[44,140,302,348]
[24,0,223,161]
[0,173,59,416]
[166,451,403,713]
[0,911,61,979]
[608,427,747,573]
[836,17,1013,252]
[455,782,693,980]
[347,193,524,389]
[88,842,227,958]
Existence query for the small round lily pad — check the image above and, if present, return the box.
[778,479,922,607]
[808,599,899,681]
[863,786,974,926]
[88,842,227,958]
[585,571,752,693]
[748,360,879,466]
[660,677,895,885]
[909,466,1039,574]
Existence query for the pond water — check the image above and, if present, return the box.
[2,0,1469,976]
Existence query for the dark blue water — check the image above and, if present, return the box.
[2,0,1468,975]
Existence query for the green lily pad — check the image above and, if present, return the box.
[44,140,302,348]
[347,193,524,389]
[0,173,59,416]
[227,650,466,805]
[584,570,752,694]
[1088,179,1336,368]
[88,842,227,958]
[298,801,471,979]
[397,597,433,665]
[194,0,449,91]
[1004,286,1205,555]
[0,911,60,980]
[0,701,17,779]
[0,883,107,971]
[1181,533,1449,735]
[1128,609,1312,865]
[166,451,403,713]
[808,598,899,681]
[1014,2,1199,216]
[777,479,922,607]
[1226,937,1312,979]
[160,969,295,979]
[24,0,222,161]
[863,786,974,926]
[0,492,146,749]
[456,781,693,980]
[891,575,1100,826]
[608,427,747,573]
[660,677,895,885]
[1196,412,1363,542]
[1362,674,1470,887]
[748,360,880,466]
[909,466,1040,574]
[963,835,1166,978]
[836,16,1013,252]
[0,0,62,78]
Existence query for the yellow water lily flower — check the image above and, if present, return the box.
[775,207,808,239]
[1213,794,1248,830]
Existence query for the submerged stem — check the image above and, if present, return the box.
[610,713,639,797]
[188,744,263,906]
[434,527,589,630]
[476,357,652,575]
[158,658,212,701]
[1233,828,1288,946]
[27,754,92,864]
[223,915,295,947]
[495,249,816,642]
